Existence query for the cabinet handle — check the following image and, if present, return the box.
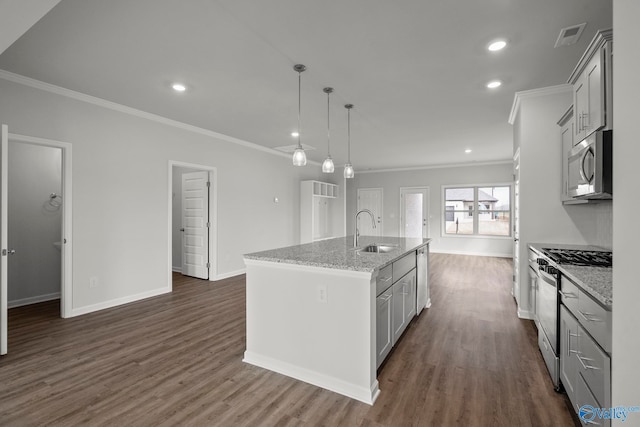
[578,310,602,322]
[558,290,576,299]
[401,282,409,295]
[577,354,599,371]
[379,293,392,303]
[566,329,579,356]
[583,112,589,129]
[379,276,392,283]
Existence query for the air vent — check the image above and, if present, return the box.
[554,23,586,48]
[273,143,316,154]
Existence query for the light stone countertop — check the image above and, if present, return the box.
[244,236,431,273]
[529,243,612,309]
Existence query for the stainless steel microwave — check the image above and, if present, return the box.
[567,130,612,199]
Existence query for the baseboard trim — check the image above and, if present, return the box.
[172,266,182,273]
[430,249,513,258]
[517,308,536,320]
[214,268,246,281]
[69,287,171,317]
[243,351,379,405]
[8,292,60,309]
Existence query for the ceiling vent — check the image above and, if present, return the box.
[554,23,586,48]
[273,143,316,154]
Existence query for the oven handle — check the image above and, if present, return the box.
[538,269,558,287]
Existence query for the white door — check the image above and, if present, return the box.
[400,187,429,238]
[181,171,209,279]
[513,150,520,301]
[357,188,382,237]
[1,125,8,354]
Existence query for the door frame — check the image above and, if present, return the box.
[356,187,383,236]
[168,161,217,286]
[7,132,73,319]
[399,186,430,238]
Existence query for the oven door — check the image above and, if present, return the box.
[537,268,559,354]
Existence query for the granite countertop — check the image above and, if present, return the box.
[244,236,431,273]
[529,243,612,309]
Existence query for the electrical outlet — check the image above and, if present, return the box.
[89,276,99,288]
[318,285,328,303]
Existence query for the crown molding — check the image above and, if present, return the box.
[357,159,513,174]
[508,84,572,125]
[0,69,322,165]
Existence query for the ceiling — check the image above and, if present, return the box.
[0,0,612,171]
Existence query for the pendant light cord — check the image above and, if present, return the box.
[297,70,302,149]
[347,107,351,162]
[327,90,331,155]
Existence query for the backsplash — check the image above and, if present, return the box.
[565,201,613,250]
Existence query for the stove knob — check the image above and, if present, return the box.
[545,266,558,275]
[537,258,548,266]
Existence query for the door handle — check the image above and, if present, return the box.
[1,248,16,256]
[180,228,185,232]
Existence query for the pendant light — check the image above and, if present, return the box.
[292,64,307,166]
[344,104,355,179]
[322,87,335,173]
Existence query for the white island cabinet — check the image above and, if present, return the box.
[243,236,430,405]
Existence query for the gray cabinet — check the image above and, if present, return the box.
[376,289,393,366]
[559,275,611,422]
[568,30,613,142]
[558,107,574,202]
[560,305,579,404]
[375,254,418,368]
[392,269,416,344]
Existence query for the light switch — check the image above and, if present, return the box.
[318,285,328,303]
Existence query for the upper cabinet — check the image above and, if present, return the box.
[568,29,613,142]
[558,106,574,202]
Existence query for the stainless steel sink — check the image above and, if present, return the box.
[358,244,399,254]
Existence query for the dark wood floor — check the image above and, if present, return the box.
[0,254,578,426]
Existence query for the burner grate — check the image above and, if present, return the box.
[541,248,612,267]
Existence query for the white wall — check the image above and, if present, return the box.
[0,76,329,315]
[612,0,640,420]
[511,87,614,317]
[7,141,61,306]
[345,163,514,257]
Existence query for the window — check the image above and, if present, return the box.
[443,186,511,237]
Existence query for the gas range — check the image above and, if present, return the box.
[541,248,612,268]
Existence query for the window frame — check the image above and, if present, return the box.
[441,184,512,239]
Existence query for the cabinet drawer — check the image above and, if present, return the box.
[376,264,393,296]
[560,277,580,315]
[393,252,416,283]
[577,293,611,354]
[577,323,611,408]
[576,373,609,427]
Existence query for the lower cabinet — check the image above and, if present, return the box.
[559,280,611,426]
[560,305,579,404]
[376,266,417,368]
[376,290,393,367]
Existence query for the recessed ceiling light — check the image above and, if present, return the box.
[488,40,507,51]
[487,80,502,89]
[465,149,472,154]
[172,83,186,92]
[291,131,299,138]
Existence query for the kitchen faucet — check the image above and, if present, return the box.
[354,209,376,247]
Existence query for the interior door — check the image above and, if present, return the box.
[513,150,520,302]
[1,124,8,355]
[357,188,382,237]
[181,171,209,279]
[400,187,429,238]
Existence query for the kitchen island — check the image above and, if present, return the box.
[243,236,430,404]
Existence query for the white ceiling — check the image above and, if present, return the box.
[0,0,612,170]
